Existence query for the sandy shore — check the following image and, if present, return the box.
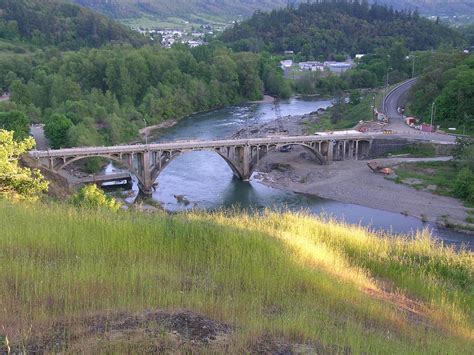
[254,147,471,228]
[248,95,276,104]
[139,119,178,136]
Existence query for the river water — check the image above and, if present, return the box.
[109,97,472,249]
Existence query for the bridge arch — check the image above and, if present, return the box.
[57,154,132,172]
[272,143,326,165]
[150,149,244,184]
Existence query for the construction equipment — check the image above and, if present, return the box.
[367,161,393,175]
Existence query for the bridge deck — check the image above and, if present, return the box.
[28,133,445,159]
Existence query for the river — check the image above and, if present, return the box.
[107,97,472,249]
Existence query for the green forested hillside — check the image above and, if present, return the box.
[409,52,474,134]
[71,0,288,21]
[378,0,474,17]
[71,1,474,23]
[221,1,464,57]
[0,0,146,49]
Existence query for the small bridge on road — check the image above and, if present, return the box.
[30,135,373,194]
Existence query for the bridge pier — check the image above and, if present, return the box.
[242,145,251,180]
[327,141,334,162]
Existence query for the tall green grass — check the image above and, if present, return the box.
[0,201,472,352]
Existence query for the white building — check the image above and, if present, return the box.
[322,60,353,73]
[328,62,352,73]
[186,40,204,48]
[280,60,293,70]
[299,61,324,72]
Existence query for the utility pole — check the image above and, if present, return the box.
[372,95,376,121]
[430,101,436,130]
[382,66,391,114]
[143,118,148,145]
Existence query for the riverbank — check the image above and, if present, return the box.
[253,149,473,232]
[247,94,276,104]
[232,110,324,138]
[138,118,179,137]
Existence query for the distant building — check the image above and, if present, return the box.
[280,60,293,69]
[284,50,294,55]
[355,54,365,60]
[186,40,204,48]
[328,62,352,73]
[299,61,324,72]
[280,60,293,77]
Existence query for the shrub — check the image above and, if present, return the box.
[454,167,474,203]
[71,184,121,211]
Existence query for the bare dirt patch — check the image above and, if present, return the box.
[5,309,232,353]
[248,333,351,355]
[364,286,431,329]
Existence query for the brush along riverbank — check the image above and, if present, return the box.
[0,201,472,353]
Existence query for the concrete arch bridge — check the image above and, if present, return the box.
[30,135,372,194]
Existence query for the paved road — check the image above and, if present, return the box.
[383,78,417,120]
[383,79,457,143]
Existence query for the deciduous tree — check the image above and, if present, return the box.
[0,129,48,201]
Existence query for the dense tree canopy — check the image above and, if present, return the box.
[221,1,465,59]
[0,110,29,140]
[409,53,474,133]
[1,43,289,148]
[0,0,147,49]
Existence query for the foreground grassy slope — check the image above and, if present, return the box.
[0,201,473,352]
